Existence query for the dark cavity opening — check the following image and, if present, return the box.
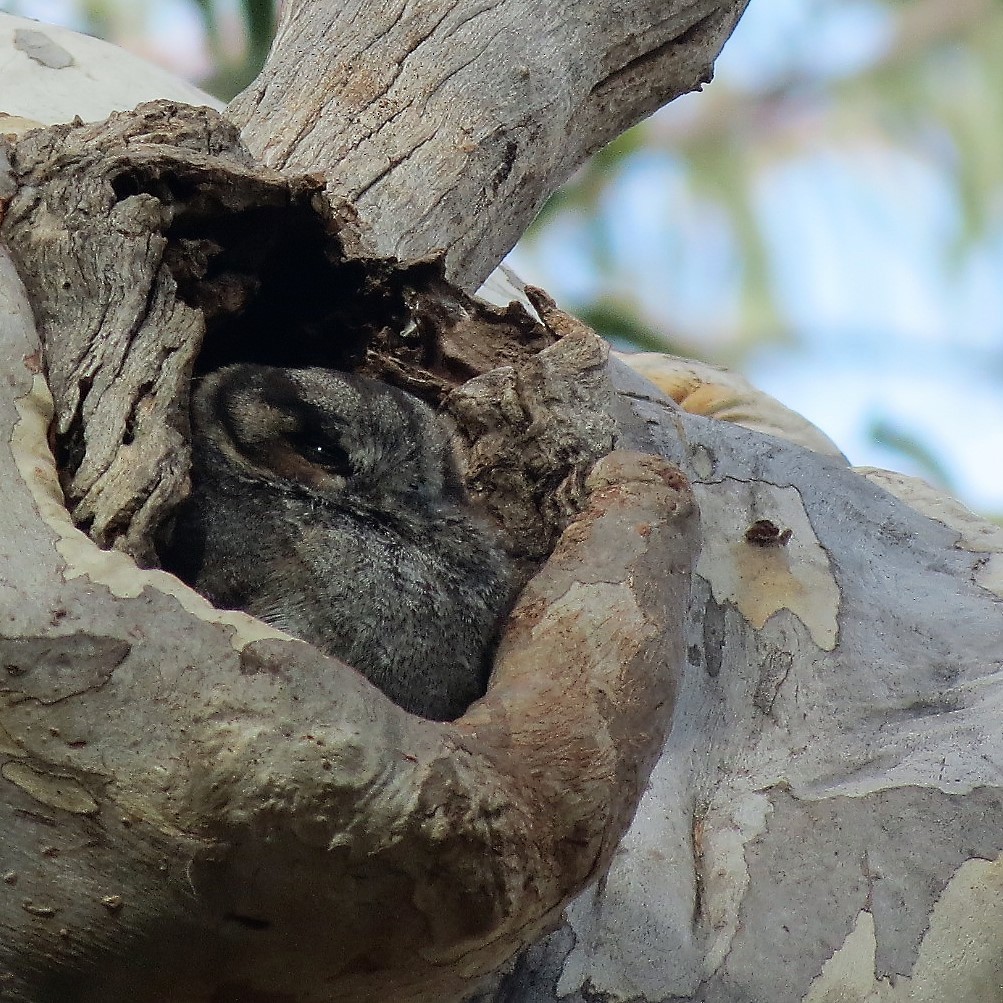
[222,913,272,931]
[110,163,416,376]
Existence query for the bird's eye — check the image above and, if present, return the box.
[290,431,353,477]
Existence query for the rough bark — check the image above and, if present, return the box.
[0,256,697,1003]
[3,10,1003,1003]
[0,99,697,1002]
[228,0,751,289]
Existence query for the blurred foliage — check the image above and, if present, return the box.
[526,0,1003,358]
[516,0,1003,504]
[576,301,691,356]
[866,414,957,490]
[192,0,276,99]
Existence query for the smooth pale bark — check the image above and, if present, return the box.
[0,15,221,123]
[472,356,1003,1003]
[3,11,1003,1003]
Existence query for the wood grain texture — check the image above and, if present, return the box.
[228,0,750,288]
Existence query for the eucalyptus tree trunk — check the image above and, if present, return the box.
[1,7,1002,1003]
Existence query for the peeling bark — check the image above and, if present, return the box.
[3,9,1003,1003]
[0,99,698,1001]
[469,359,1003,1003]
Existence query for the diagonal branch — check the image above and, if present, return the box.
[228,0,750,289]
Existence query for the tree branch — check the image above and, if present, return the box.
[0,103,698,1001]
[7,13,1002,1003]
[228,0,750,289]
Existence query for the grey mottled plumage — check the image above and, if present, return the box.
[160,364,514,721]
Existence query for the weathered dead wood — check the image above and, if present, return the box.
[2,104,383,564]
[0,101,698,1002]
[0,102,651,573]
[228,0,751,289]
[2,105,238,563]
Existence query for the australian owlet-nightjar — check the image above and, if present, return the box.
[159,363,514,721]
